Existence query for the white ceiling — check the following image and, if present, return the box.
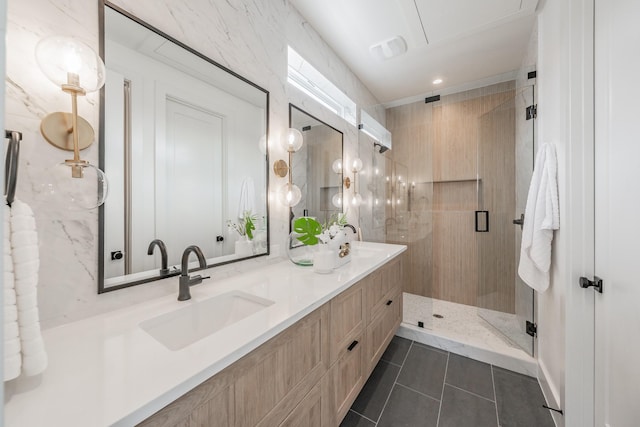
[289,0,538,105]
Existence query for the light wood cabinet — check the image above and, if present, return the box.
[365,291,401,374]
[139,254,404,427]
[279,384,322,427]
[329,281,364,363]
[322,331,365,426]
[137,370,235,427]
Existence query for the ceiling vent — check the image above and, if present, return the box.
[369,36,407,61]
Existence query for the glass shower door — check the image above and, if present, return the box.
[476,85,536,356]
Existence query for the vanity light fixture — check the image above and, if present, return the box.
[331,158,344,208]
[274,128,303,207]
[350,158,363,207]
[36,35,108,209]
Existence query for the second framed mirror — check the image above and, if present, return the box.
[289,105,344,226]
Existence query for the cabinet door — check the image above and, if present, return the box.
[322,332,365,426]
[235,305,330,427]
[279,384,322,427]
[137,378,234,427]
[365,291,401,374]
[330,282,365,363]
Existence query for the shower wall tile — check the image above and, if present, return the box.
[5,0,381,328]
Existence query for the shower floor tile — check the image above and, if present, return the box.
[398,293,537,377]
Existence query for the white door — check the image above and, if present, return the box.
[156,97,224,267]
[594,0,640,425]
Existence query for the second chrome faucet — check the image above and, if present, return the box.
[178,245,210,301]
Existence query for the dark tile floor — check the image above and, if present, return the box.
[341,337,556,427]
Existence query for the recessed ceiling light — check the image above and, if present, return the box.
[433,78,443,85]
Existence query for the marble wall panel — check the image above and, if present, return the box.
[5,0,381,328]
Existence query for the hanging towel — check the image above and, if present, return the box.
[518,143,560,292]
[237,177,255,219]
[4,204,21,381]
[10,199,47,376]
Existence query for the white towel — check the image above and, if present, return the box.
[10,199,47,377]
[3,203,21,381]
[518,143,560,292]
[237,177,255,219]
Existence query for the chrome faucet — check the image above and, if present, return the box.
[178,245,209,301]
[147,239,169,275]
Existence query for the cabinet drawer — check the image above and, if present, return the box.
[365,291,401,374]
[322,332,365,426]
[367,256,403,323]
[279,384,322,427]
[330,282,364,363]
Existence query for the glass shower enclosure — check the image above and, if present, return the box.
[476,85,536,355]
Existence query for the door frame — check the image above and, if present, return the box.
[563,0,596,426]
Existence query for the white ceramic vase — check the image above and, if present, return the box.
[313,245,334,274]
[235,238,254,257]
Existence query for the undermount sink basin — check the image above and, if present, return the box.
[140,291,275,350]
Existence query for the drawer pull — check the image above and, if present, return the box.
[347,340,359,351]
[386,300,393,306]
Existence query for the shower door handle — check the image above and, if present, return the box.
[475,210,489,232]
[513,214,524,230]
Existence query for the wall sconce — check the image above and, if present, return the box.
[35,36,108,210]
[274,128,303,207]
[350,158,363,207]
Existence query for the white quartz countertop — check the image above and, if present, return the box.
[5,241,406,427]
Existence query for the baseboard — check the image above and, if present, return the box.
[538,359,564,427]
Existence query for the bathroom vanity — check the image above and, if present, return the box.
[4,242,405,427]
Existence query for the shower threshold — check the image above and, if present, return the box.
[397,293,537,377]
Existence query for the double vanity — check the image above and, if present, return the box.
[5,241,406,426]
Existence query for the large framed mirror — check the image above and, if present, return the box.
[99,2,269,292]
[289,105,343,227]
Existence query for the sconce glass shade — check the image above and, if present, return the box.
[35,36,105,92]
[278,183,302,207]
[332,158,343,174]
[283,128,304,152]
[351,193,363,207]
[41,161,109,210]
[332,192,343,208]
[352,158,363,172]
[258,134,267,155]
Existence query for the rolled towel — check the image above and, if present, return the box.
[9,216,36,232]
[17,308,39,326]
[4,204,21,382]
[4,354,22,381]
[4,322,18,340]
[4,338,21,356]
[4,288,16,305]
[4,255,13,271]
[13,260,39,281]
[16,291,38,311]
[19,324,42,341]
[13,245,39,265]
[4,305,17,323]
[11,230,38,247]
[11,199,47,377]
[21,337,45,356]
[15,277,39,296]
[22,352,47,377]
[4,272,14,289]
